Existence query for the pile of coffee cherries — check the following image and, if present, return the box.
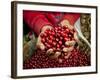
[23,49,90,69]
[40,26,75,57]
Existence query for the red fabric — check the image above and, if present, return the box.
[63,13,80,25]
[23,11,80,35]
[23,11,52,35]
[45,12,62,26]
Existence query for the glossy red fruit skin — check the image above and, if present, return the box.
[52,41,56,46]
[49,35,53,40]
[54,27,58,30]
[48,40,52,44]
[61,32,64,36]
[62,33,66,37]
[57,44,60,48]
[44,42,48,46]
[47,44,51,48]
[56,48,60,51]
[60,37,63,40]
[59,41,62,45]
[65,28,70,33]
[64,37,69,41]
[43,33,47,37]
[53,47,56,51]
[40,33,44,37]
[51,31,55,35]
[57,33,61,37]
[63,26,68,29]
[48,30,52,35]
[41,38,45,43]
[56,38,59,42]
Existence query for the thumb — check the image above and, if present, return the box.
[36,36,45,50]
[65,40,76,46]
[74,32,79,42]
[49,51,61,59]
[60,20,74,30]
[63,46,74,52]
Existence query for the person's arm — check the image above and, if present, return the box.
[61,13,80,25]
[60,13,80,41]
[59,13,80,59]
[23,10,53,35]
[60,13,80,29]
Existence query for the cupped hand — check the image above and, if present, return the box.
[60,19,79,59]
[36,25,53,50]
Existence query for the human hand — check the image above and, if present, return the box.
[60,19,79,59]
[36,25,53,50]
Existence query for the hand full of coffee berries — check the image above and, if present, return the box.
[40,26,76,58]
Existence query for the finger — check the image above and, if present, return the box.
[36,36,45,50]
[55,51,61,57]
[46,48,54,55]
[38,43,45,50]
[61,24,74,30]
[74,32,79,42]
[49,51,61,59]
[60,20,74,30]
[23,43,30,61]
[67,25,74,30]
[64,52,72,59]
[41,25,53,33]
[60,20,69,27]
[63,46,74,52]
[65,40,76,46]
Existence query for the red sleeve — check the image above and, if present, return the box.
[62,13,80,25]
[23,10,52,35]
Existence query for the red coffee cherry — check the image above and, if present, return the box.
[48,40,52,44]
[41,38,45,43]
[58,41,62,45]
[52,41,56,46]
[43,33,47,37]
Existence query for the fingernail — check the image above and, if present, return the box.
[55,51,61,56]
[65,41,69,46]
[69,25,74,30]
[63,47,68,52]
[63,47,73,52]
[40,43,45,50]
[65,41,75,46]
[46,48,53,54]
[68,47,74,51]
[52,51,61,59]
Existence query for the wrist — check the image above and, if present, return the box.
[41,25,53,33]
[60,19,70,27]
[60,19,74,30]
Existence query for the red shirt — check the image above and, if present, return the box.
[23,10,80,35]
